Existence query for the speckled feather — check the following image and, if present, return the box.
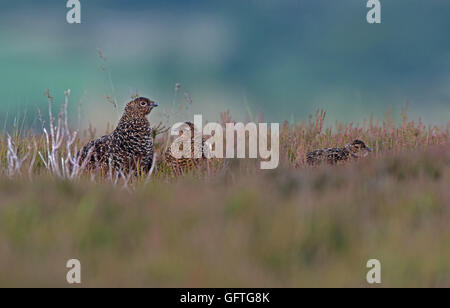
[78,97,158,173]
[306,139,372,166]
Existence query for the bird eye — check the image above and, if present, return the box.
[140,101,147,107]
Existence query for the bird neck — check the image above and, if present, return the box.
[344,144,356,152]
[117,115,150,130]
[119,113,148,123]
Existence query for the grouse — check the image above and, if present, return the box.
[164,122,211,175]
[306,139,372,166]
[78,97,158,173]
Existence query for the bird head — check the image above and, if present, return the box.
[169,122,209,157]
[183,122,197,138]
[172,122,197,138]
[346,139,372,157]
[124,97,158,118]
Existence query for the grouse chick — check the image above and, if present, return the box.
[164,122,211,175]
[78,97,158,173]
[306,139,372,166]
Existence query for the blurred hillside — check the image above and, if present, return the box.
[0,0,449,129]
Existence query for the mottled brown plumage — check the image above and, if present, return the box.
[164,122,211,174]
[78,97,158,173]
[306,139,372,166]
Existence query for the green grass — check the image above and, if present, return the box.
[0,108,449,287]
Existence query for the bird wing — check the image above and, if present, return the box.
[78,135,111,168]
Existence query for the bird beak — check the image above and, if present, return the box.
[153,102,158,107]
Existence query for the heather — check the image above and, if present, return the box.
[0,98,449,287]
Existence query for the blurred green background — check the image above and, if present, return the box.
[0,0,449,129]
